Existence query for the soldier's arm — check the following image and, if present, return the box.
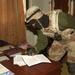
[34,30,48,53]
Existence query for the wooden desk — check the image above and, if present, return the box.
[1,58,62,75]
[0,45,62,75]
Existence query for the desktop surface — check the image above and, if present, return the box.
[1,58,62,75]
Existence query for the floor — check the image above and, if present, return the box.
[61,63,70,75]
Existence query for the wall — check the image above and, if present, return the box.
[29,0,50,12]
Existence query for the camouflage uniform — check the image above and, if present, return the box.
[48,32,75,63]
[41,11,75,75]
[42,12,75,63]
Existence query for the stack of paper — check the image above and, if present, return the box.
[13,55,26,66]
[0,56,9,62]
[0,45,14,51]
[0,64,14,75]
[13,54,51,67]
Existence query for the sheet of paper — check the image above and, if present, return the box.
[0,64,9,74]
[0,56,9,62]
[22,54,51,67]
[10,52,22,57]
[0,64,14,75]
[13,55,26,66]
[0,45,14,51]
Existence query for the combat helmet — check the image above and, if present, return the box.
[25,6,44,23]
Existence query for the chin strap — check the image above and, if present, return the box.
[36,19,44,28]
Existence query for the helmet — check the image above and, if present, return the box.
[25,6,44,23]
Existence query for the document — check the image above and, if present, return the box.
[14,54,51,67]
[0,45,14,51]
[0,56,9,62]
[13,55,26,66]
[0,63,14,75]
[0,64,9,74]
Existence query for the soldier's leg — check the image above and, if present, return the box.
[67,42,75,75]
[48,40,66,61]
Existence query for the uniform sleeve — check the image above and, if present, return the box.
[58,12,75,31]
[34,30,48,53]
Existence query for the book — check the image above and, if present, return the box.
[0,63,14,75]
[14,54,51,67]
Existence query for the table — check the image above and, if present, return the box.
[0,45,62,75]
[1,58,62,75]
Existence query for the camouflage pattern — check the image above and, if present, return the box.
[41,11,75,63]
[42,23,75,63]
[48,30,75,63]
[42,22,75,63]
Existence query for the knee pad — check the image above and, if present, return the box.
[68,63,75,73]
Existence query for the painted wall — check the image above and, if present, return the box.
[22,0,37,46]
[29,0,50,12]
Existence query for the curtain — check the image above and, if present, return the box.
[54,0,68,13]
[0,0,26,45]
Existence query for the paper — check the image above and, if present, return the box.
[10,52,22,57]
[0,64,14,75]
[22,54,51,66]
[0,64,9,74]
[14,54,51,67]
[0,56,9,62]
[13,55,26,66]
[0,45,14,51]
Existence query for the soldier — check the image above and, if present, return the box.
[25,6,75,75]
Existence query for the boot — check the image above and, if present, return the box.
[68,63,75,75]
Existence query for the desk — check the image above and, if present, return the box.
[0,45,62,75]
[1,58,62,75]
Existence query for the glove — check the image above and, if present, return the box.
[26,47,36,56]
[54,32,62,41]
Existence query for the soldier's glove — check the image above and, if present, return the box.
[26,47,36,56]
[54,32,62,41]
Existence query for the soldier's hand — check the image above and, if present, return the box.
[26,47,36,56]
[54,32,62,41]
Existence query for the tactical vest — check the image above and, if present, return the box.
[41,10,75,40]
